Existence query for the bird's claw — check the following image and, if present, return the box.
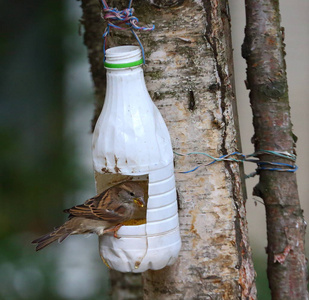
[103,224,123,239]
[113,232,121,239]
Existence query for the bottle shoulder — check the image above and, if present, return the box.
[93,64,173,173]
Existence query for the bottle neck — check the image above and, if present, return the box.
[104,65,149,107]
[105,46,142,67]
[106,65,145,89]
[105,64,143,74]
[104,59,143,69]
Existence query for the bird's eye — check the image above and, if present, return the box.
[129,192,134,196]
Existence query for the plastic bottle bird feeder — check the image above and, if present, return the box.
[92,45,181,272]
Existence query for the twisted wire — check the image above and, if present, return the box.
[174,150,298,176]
[100,0,155,62]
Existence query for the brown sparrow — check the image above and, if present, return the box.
[32,181,145,251]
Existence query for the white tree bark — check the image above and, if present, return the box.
[80,0,256,298]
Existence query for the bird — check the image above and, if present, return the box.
[32,181,145,251]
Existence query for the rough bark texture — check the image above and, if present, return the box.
[242,1,308,299]
[141,1,255,299]
[80,0,256,299]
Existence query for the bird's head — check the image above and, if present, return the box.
[118,182,145,208]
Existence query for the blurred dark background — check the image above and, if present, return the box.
[0,0,307,299]
[0,1,110,299]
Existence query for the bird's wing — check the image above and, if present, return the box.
[65,190,129,223]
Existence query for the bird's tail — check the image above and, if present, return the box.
[32,225,72,251]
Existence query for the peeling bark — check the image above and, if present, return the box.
[80,0,256,298]
[242,0,308,299]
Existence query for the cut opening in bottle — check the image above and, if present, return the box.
[94,172,148,226]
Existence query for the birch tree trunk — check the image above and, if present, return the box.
[80,0,256,298]
[242,0,308,299]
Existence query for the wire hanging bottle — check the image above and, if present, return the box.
[92,45,181,272]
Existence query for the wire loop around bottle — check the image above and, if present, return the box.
[100,0,155,63]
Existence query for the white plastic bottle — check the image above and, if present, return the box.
[92,45,181,273]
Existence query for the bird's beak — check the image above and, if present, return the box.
[133,197,145,208]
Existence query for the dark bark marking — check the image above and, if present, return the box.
[188,90,196,111]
